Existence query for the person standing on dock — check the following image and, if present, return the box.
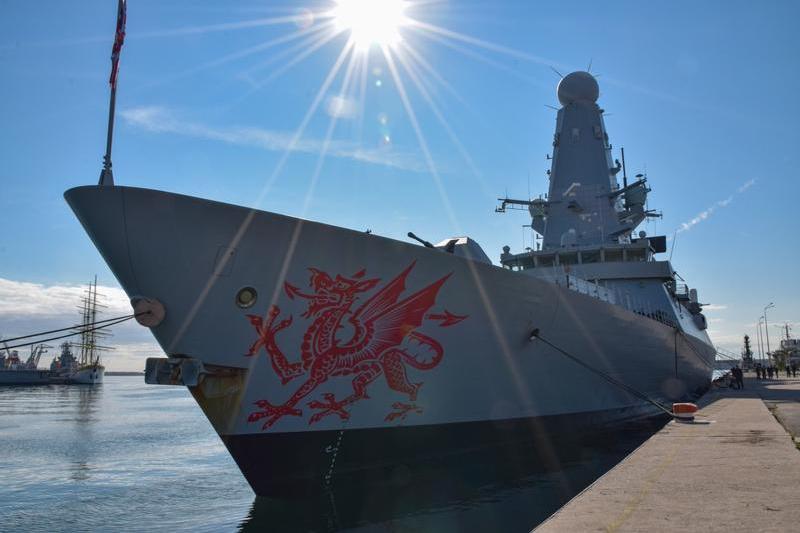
[767,366,774,379]
[792,363,797,378]
[732,366,744,389]
[755,364,762,380]
[786,365,792,378]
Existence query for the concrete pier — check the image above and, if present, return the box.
[535,375,800,532]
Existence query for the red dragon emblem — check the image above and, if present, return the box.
[244,261,467,430]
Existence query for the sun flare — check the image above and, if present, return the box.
[332,0,408,51]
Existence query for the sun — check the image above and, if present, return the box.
[332,0,409,51]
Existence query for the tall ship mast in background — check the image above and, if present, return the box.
[66,68,716,497]
[70,277,107,384]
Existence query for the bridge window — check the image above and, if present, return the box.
[627,249,646,262]
[559,252,578,265]
[538,255,555,267]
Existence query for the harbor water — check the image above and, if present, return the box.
[0,377,666,532]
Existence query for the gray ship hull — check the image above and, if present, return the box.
[0,370,62,385]
[65,185,714,496]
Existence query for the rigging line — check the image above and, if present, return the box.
[0,312,146,344]
[2,316,139,351]
[529,329,676,418]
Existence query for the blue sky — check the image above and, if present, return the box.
[1,0,798,369]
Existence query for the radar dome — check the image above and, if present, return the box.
[557,71,599,106]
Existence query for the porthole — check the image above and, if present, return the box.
[235,287,258,309]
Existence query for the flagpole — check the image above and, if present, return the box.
[99,78,118,186]
[99,0,126,187]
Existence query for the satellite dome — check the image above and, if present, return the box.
[557,71,599,106]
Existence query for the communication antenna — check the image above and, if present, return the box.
[550,66,564,78]
[523,224,535,252]
[669,229,678,261]
[527,171,531,200]
[587,58,593,73]
[620,147,628,188]
[522,225,526,251]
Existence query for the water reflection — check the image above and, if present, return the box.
[75,384,103,421]
[1,378,668,532]
[71,385,103,481]
[239,418,667,532]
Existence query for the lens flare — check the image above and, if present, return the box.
[332,0,408,51]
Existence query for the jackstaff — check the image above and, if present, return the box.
[99,0,127,186]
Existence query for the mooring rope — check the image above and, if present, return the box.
[529,328,676,418]
[675,329,716,370]
[1,312,144,343]
[1,312,149,351]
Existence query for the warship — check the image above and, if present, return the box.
[65,71,715,496]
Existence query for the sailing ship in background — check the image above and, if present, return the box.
[68,277,108,384]
[0,279,108,385]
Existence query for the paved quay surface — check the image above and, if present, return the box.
[535,375,800,532]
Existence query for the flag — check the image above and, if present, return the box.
[109,0,127,89]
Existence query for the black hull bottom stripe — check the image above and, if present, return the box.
[221,406,666,498]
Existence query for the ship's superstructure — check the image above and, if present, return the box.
[65,71,715,497]
[773,324,799,367]
[496,71,709,335]
[0,344,56,385]
[1,344,48,371]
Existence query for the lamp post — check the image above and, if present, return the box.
[764,302,775,363]
[756,316,765,364]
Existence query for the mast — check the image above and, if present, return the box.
[496,71,664,253]
[620,147,628,189]
[78,277,113,368]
